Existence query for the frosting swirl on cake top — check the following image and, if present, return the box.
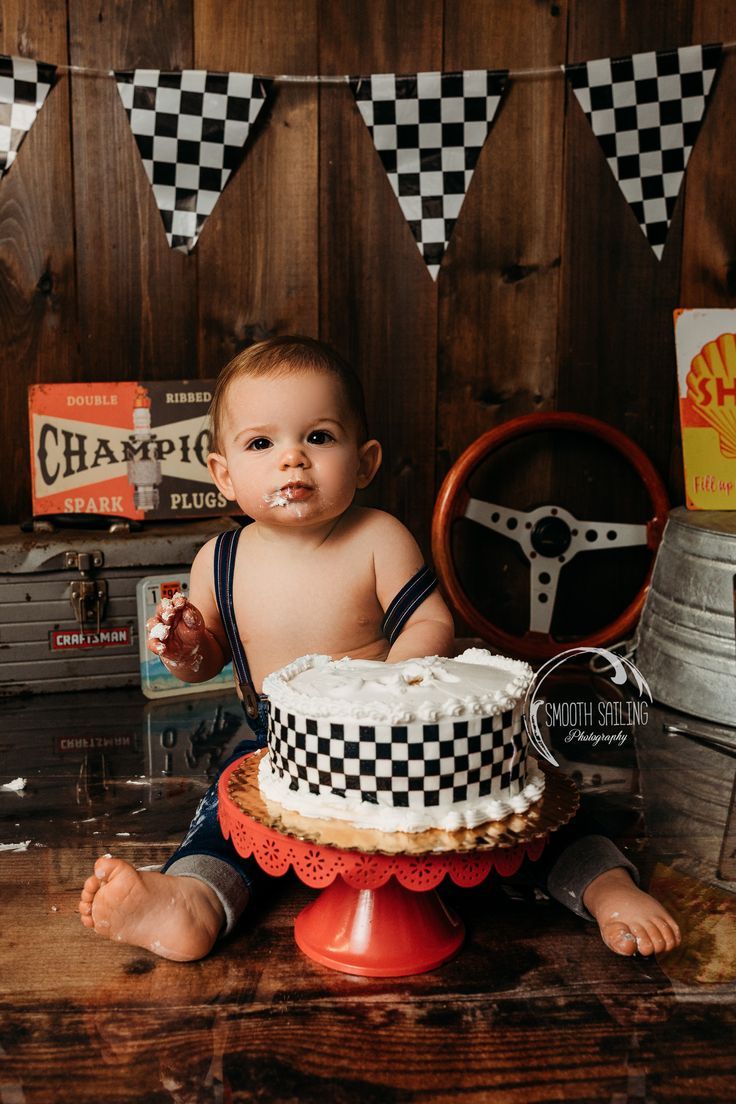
[261,648,532,725]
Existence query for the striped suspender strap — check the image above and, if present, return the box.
[381,564,438,646]
[213,528,259,719]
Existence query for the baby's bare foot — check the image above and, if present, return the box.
[78,856,226,962]
[583,866,681,957]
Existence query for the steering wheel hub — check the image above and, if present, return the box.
[530,515,572,557]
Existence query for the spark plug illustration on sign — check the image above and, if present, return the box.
[127,386,162,511]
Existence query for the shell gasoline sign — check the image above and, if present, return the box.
[675,309,736,509]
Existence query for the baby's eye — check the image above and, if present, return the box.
[247,437,272,451]
[307,429,335,445]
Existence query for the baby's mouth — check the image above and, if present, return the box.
[280,482,314,502]
[264,482,314,507]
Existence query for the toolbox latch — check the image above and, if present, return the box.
[65,550,108,633]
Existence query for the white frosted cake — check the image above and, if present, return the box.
[258,649,545,832]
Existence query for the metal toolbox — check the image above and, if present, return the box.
[0,519,235,697]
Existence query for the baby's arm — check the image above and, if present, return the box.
[372,513,455,661]
[145,538,230,683]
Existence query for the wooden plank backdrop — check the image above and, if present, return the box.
[438,0,565,477]
[0,1,77,525]
[2,0,736,614]
[68,0,197,381]
[678,0,736,496]
[557,1,694,500]
[195,0,320,374]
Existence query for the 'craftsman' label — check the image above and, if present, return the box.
[55,735,137,754]
[50,627,132,650]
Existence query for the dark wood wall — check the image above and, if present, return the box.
[3,0,736,558]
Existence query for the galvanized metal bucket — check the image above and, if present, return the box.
[635,507,736,727]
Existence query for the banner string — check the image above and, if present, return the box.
[45,41,736,83]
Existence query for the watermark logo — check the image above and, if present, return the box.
[523,647,652,767]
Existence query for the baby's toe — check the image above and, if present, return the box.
[78,877,99,922]
[631,922,657,956]
[652,916,680,952]
[602,921,638,956]
[81,873,101,900]
[660,911,681,945]
[93,855,117,881]
[78,894,95,925]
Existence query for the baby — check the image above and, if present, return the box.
[78,336,680,962]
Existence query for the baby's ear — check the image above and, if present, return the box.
[207,453,237,501]
[356,439,382,489]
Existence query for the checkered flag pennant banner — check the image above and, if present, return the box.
[115,69,273,253]
[0,55,57,177]
[349,69,508,279]
[564,43,722,260]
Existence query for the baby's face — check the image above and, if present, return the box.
[208,370,379,528]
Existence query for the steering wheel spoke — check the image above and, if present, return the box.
[463,498,530,548]
[529,561,562,634]
[567,520,648,556]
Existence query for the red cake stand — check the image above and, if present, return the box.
[219,752,578,977]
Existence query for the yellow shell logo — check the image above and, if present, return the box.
[686,333,736,458]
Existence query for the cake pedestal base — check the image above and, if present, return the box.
[219,751,578,978]
[294,875,464,977]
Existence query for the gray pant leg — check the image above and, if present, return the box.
[546,834,640,921]
[166,855,251,937]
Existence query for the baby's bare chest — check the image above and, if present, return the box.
[232,544,382,646]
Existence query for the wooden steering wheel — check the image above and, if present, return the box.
[432,412,669,661]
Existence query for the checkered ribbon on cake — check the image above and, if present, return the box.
[0,55,56,177]
[114,69,273,252]
[349,69,508,279]
[269,707,524,808]
[564,43,721,259]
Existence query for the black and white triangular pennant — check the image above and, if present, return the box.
[564,43,721,259]
[0,54,57,177]
[350,69,508,279]
[115,69,272,253]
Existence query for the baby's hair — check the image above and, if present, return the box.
[208,335,370,452]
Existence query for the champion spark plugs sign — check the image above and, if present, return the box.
[29,381,230,520]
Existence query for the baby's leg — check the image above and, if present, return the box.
[78,752,257,961]
[582,865,681,956]
[78,857,227,962]
[545,832,681,955]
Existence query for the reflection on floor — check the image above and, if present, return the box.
[1,682,735,1103]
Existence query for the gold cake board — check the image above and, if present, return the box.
[227,751,579,856]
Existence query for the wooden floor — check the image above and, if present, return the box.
[1,686,735,1103]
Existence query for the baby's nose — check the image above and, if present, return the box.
[279,443,309,468]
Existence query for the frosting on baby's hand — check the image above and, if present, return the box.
[146,594,203,660]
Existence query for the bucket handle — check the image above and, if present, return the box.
[588,636,638,676]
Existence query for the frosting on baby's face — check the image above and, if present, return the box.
[262,485,311,517]
[263,488,290,508]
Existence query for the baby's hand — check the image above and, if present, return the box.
[146,592,205,670]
